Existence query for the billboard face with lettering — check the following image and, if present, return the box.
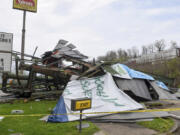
[13,0,37,12]
[0,32,13,72]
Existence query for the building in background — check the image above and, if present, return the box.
[0,32,13,84]
[127,48,180,64]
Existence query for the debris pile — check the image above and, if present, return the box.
[0,39,105,98]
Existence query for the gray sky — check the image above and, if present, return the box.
[1,0,180,59]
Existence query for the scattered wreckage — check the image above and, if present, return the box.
[0,39,178,102]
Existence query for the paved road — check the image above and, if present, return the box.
[94,123,157,135]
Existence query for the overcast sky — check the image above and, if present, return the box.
[1,0,180,59]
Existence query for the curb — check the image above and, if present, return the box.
[168,118,179,134]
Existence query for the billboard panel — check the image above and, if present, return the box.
[13,0,37,12]
[0,32,13,72]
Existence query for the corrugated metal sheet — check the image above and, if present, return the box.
[54,39,68,50]
[67,44,76,49]
[114,78,152,100]
[52,39,88,59]
[150,81,177,100]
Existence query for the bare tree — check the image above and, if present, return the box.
[148,44,154,53]
[106,50,117,61]
[154,39,166,52]
[127,49,132,58]
[142,45,148,55]
[117,48,127,58]
[123,50,128,57]
[97,56,106,61]
[170,41,178,49]
[131,46,139,58]
[117,49,123,58]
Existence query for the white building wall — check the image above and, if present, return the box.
[0,32,13,84]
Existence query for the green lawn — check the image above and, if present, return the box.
[0,100,99,135]
[137,118,174,133]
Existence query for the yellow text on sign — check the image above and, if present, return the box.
[75,100,91,110]
[13,0,38,13]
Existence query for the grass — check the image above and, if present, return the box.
[0,100,99,135]
[137,118,174,133]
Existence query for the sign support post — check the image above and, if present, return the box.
[21,10,26,64]
[79,110,82,133]
[71,98,92,133]
[13,0,38,73]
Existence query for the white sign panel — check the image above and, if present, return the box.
[111,64,132,79]
[0,32,13,72]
